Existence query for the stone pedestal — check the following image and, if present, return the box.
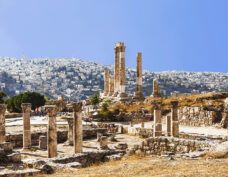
[45,105,58,158]
[171,101,179,137]
[153,102,162,137]
[72,102,83,153]
[133,52,145,101]
[21,103,31,149]
[99,136,109,149]
[39,136,47,149]
[0,104,7,143]
[166,116,171,136]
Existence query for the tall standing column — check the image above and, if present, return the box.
[72,102,83,153]
[113,45,120,97]
[133,52,145,101]
[21,103,31,149]
[118,43,128,101]
[0,104,7,143]
[166,115,171,136]
[104,70,110,96]
[153,101,162,137]
[46,105,58,158]
[108,77,114,97]
[171,101,179,137]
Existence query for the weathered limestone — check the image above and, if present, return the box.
[171,101,179,137]
[72,102,83,153]
[108,77,114,97]
[151,79,161,97]
[99,136,109,149]
[166,115,171,136]
[117,42,128,101]
[153,102,162,137]
[104,70,110,96]
[21,103,31,149]
[113,44,120,97]
[0,104,7,143]
[39,136,47,149]
[133,52,145,101]
[45,105,58,158]
[67,118,73,145]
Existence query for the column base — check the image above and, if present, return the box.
[107,92,114,97]
[113,92,119,97]
[117,92,129,102]
[133,91,145,101]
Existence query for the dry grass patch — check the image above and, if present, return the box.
[38,155,228,177]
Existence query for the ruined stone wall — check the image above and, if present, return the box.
[178,107,214,126]
[129,136,212,156]
[6,129,98,148]
[96,123,118,133]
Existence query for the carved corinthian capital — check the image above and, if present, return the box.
[21,103,32,113]
[45,105,58,117]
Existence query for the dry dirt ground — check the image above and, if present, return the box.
[38,156,228,177]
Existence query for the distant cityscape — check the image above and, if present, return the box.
[0,57,228,101]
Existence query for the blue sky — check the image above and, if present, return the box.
[0,0,227,72]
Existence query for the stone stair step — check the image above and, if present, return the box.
[7,151,21,162]
[0,168,40,177]
[0,142,13,152]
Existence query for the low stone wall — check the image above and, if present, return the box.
[129,136,212,156]
[178,107,214,126]
[96,123,118,133]
[128,127,153,138]
[6,128,99,148]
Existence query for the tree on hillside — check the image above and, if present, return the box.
[0,91,7,104]
[90,94,100,110]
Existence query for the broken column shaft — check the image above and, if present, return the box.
[72,102,83,153]
[171,101,179,137]
[104,70,110,96]
[0,104,7,143]
[153,102,162,137]
[46,105,58,158]
[21,103,31,149]
[133,52,145,101]
[166,115,171,136]
[108,77,114,97]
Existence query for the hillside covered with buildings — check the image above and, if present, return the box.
[0,57,228,101]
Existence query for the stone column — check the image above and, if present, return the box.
[151,79,161,97]
[113,45,120,97]
[0,104,7,143]
[72,102,83,153]
[108,77,114,97]
[67,118,73,145]
[171,101,179,137]
[46,105,58,158]
[118,42,128,100]
[104,70,109,96]
[21,103,31,149]
[133,52,145,101]
[166,115,171,136]
[153,101,162,137]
